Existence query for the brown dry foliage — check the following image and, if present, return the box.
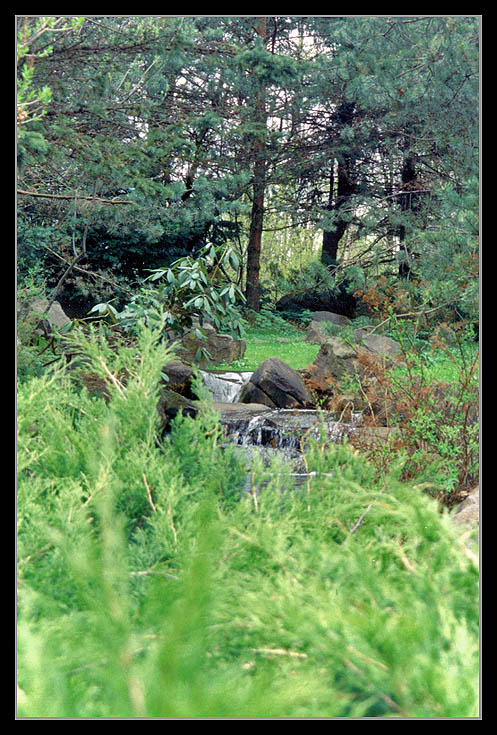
[348,339,479,505]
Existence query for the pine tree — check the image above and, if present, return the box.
[17,16,479,319]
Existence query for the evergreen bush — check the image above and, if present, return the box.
[17,324,479,717]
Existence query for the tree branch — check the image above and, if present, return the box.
[17,189,134,205]
[43,223,89,317]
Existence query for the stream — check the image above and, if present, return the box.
[200,370,361,488]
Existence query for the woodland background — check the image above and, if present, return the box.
[17,16,479,322]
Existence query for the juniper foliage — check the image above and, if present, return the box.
[17,325,479,718]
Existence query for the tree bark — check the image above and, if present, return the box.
[397,152,418,278]
[321,158,355,265]
[321,101,356,266]
[245,145,266,311]
[245,17,267,313]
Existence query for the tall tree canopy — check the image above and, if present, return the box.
[17,15,479,316]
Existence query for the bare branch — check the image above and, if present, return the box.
[17,189,134,205]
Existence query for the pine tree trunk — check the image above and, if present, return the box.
[245,17,267,313]
[398,153,417,278]
[245,150,266,311]
[321,102,356,266]
[321,158,356,266]
[322,162,337,265]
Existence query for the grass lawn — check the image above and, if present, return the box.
[390,341,480,385]
[217,317,479,378]
[215,318,480,388]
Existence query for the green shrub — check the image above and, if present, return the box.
[385,317,479,495]
[89,242,246,362]
[17,324,479,717]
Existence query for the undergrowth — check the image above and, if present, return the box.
[17,323,479,718]
[345,314,479,503]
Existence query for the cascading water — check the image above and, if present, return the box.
[223,408,358,452]
[200,369,361,483]
[200,370,253,403]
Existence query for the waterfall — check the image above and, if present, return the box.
[198,368,362,494]
[199,370,253,403]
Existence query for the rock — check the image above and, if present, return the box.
[157,389,199,433]
[305,321,329,345]
[200,371,252,403]
[174,323,246,366]
[354,329,401,360]
[302,326,403,402]
[303,337,360,390]
[161,360,194,395]
[212,402,273,423]
[17,297,71,334]
[305,314,351,344]
[309,311,351,326]
[330,391,367,421]
[305,323,401,362]
[348,425,403,451]
[317,337,358,363]
[239,381,279,408]
[216,405,345,452]
[275,285,358,318]
[452,485,479,527]
[305,318,351,344]
[238,357,314,409]
[158,388,198,414]
[78,371,112,400]
[44,301,71,331]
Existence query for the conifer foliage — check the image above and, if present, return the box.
[17,16,479,315]
[17,324,479,717]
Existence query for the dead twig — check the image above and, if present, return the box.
[142,473,156,513]
[349,504,373,534]
[251,647,308,659]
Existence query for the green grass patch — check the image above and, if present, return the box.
[217,317,320,371]
[217,331,320,371]
[410,343,479,384]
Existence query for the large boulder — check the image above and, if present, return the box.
[354,329,401,360]
[157,389,199,434]
[348,426,403,452]
[305,320,401,362]
[305,321,330,345]
[200,370,253,403]
[174,323,246,366]
[17,297,71,335]
[160,360,194,395]
[302,337,361,392]
[212,401,273,427]
[452,485,479,528]
[309,311,351,326]
[238,357,314,409]
[305,318,351,345]
[302,329,411,422]
[275,286,358,319]
[306,320,401,360]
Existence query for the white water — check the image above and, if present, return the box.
[200,370,253,403]
[200,369,362,485]
[199,370,361,448]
